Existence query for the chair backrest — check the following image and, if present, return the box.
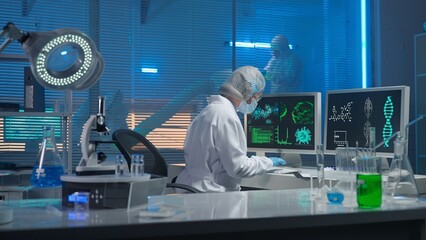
[112,129,168,177]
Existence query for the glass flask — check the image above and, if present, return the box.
[384,134,419,200]
[31,126,64,187]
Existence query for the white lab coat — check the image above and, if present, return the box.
[176,95,272,192]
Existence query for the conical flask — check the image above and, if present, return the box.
[384,134,419,200]
[31,125,64,187]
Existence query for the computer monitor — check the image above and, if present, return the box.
[245,92,321,156]
[324,85,410,158]
[3,115,62,142]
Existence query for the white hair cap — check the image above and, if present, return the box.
[219,66,265,100]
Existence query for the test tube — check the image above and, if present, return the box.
[369,127,376,157]
[316,144,325,191]
[116,155,124,176]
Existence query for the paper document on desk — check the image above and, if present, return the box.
[293,168,353,180]
[266,167,301,175]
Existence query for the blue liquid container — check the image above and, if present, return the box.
[327,191,344,204]
[31,126,64,188]
[31,165,64,187]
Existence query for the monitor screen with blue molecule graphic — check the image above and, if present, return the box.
[245,92,321,155]
[324,86,410,157]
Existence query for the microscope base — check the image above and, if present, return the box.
[75,165,116,176]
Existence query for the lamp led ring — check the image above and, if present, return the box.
[34,33,98,89]
[0,23,103,91]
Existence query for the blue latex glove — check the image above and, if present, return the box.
[270,157,286,166]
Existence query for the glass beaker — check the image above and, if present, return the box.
[355,155,382,209]
[31,126,64,187]
[384,135,419,200]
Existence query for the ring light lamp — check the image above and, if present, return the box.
[0,22,104,90]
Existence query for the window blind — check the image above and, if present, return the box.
[0,0,367,169]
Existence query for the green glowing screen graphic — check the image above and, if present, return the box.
[247,94,318,151]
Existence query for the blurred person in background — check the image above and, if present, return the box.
[264,34,302,93]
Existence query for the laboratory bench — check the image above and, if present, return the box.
[1,166,426,240]
[0,188,426,240]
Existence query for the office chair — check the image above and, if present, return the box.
[112,129,201,193]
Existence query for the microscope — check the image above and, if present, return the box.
[75,96,116,175]
[61,95,168,209]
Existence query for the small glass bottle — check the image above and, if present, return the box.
[31,126,64,187]
[131,154,138,176]
[115,155,124,176]
[138,154,144,176]
[131,154,144,176]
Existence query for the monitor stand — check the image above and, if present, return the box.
[281,153,302,167]
[255,151,266,157]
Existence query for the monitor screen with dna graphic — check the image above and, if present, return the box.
[324,86,410,158]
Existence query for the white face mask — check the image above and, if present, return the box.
[237,98,258,114]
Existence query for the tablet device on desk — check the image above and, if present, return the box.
[266,167,309,179]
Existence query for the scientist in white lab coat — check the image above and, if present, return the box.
[176,66,286,192]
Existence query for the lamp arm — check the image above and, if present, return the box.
[0,37,13,53]
[0,22,29,53]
